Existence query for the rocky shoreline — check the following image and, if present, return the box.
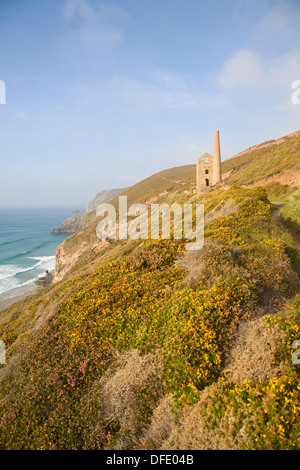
[0,271,55,312]
[51,213,86,234]
[35,270,55,288]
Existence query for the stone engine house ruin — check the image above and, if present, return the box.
[196,131,222,193]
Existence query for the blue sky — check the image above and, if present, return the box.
[0,0,300,207]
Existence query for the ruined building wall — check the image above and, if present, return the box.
[196,152,214,193]
[196,131,222,193]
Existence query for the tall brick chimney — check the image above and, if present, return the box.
[212,130,222,185]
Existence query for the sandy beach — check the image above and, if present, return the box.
[0,286,38,312]
[0,271,54,312]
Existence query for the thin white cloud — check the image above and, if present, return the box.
[217,49,264,90]
[73,68,230,114]
[14,108,30,120]
[217,49,300,92]
[62,0,95,21]
[61,0,124,49]
[233,0,300,49]
[254,0,300,46]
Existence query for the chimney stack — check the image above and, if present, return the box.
[212,130,222,185]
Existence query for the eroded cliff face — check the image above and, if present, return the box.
[53,240,81,282]
[53,236,109,283]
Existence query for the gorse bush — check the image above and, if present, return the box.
[190,373,300,450]
[0,187,299,449]
[163,304,300,450]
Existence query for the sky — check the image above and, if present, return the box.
[0,0,300,208]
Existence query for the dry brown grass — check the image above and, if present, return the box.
[100,349,164,448]
[176,246,206,284]
[161,384,231,450]
[139,394,177,449]
[222,318,288,385]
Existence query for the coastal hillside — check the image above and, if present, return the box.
[0,130,300,450]
[222,130,300,186]
[52,164,197,282]
[51,130,300,283]
[52,188,127,235]
[53,129,300,236]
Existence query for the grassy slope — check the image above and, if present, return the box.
[222,131,300,185]
[0,131,299,450]
[61,165,195,257]
[61,130,300,261]
[0,185,299,450]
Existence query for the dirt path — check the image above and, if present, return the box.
[157,172,184,186]
[272,202,300,250]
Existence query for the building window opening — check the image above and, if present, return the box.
[205,169,209,174]
[205,178,209,187]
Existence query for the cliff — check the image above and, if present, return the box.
[51,187,127,234]
[51,213,88,234]
[0,130,300,450]
[85,188,127,213]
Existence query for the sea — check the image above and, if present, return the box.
[0,207,79,304]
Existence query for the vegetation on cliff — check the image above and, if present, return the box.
[0,180,299,449]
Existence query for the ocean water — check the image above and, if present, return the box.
[0,207,77,302]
